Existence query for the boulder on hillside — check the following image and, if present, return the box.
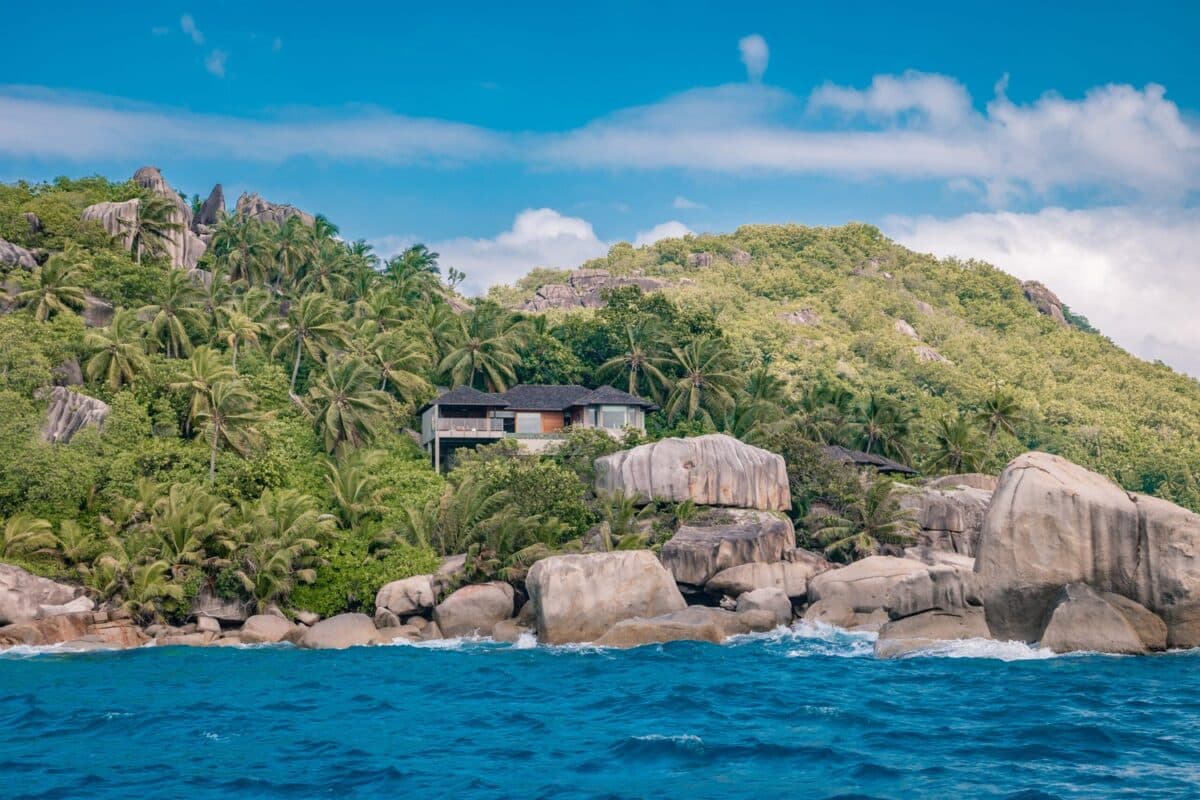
[375,575,435,616]
[874,607,990,658]
[194,184,225,229]
[82,293,114,327]
[779,308,819,326]
[23,213,42,236]
[0,237,37,270]
[235,192,316,228]
[37,596,94,618]
[80,167,206,269]
[1038,583,1163,654]
[520,269,670,312]
[975,451,1200,647]
[432,581,515,638]
[239,614,296,644]
[431,553,467,598]
[526,551,686,644]
[593,606,776,649]
[804,556,929,630]
[594,433,790,511]
[40,386,110,443]
[299,613,389,649]
[704,549,832,599]
[190,587,248,624]
[1021,280,1068,326]
[661,510,795,587]
[0,564,81,625]
[898,483,992,557]
[927,473,998,492]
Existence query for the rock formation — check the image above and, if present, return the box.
[778,308,819,326]
[376,574,435,616]
[432,581,515,637]
[82,293,114,327]
[594,433,791,511]
[239,614,297,644]
[594,606,776,648]
[1021,280,1068,326]
[975,451,1200,648]
[0,564,82,625]
[40,386,110,443]
[235,192,316,228]
[703,549,831,599]
[660,510,795,587]
[299,613,392,649]
[804,556,929,631]
[735,587,792,626]
[81,167,208,269]
[526,551,686,644]
[520,269,669,312]
[0,237,37,270]
[194,184,225,230]
[1038,583,1164,654]
[898,482,992,556]
[894,319,919,339]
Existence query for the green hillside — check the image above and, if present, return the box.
[1,171,1197,622]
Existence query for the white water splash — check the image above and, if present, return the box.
[632,733,704,748]
[897,637,1061,661]
[512,631,538,649]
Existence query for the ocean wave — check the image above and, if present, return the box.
[779,620,878,658]
[896,637,1060,661]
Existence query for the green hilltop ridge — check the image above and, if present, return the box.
[0,168,1198,630]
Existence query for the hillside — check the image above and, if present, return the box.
[1,167,1198,627]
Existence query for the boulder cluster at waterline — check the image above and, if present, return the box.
[4,436,1200,656]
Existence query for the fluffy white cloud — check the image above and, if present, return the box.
[672,195,705,209]
[180,14,204,45]
[886,206,1200,377]
[204,50,227,78]
[809,70,973,128]
[633,220,693,246]
[738,34,769,83]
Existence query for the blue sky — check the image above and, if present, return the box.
[3,2,1200,372]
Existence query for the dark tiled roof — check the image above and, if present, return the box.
[577,384,659,410]
[422,385,509,412]
[497,384,592,411]
[822,445,917,475]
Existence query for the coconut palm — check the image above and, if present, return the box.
[354,326,431,400]
[1,514,56,558]
[597,322,671,399]
[271,292,350,392]
[195,380,269,483]
[850,392,915,461]
[385,243,440,281]
[928,413,986,474]
[797,381,856,445]
[122,195,182,265]
[808,479,916,562]
[323,450,388,527]
[11,255,89,321]
[273,216,314,287]
[663,336,741,423]
[144,483,232,575]
[120,560,184,622]
[296,239,353,298]
[54,520,101,571]
[438,307,526,392]
[975,387,1025,440]
[193,266,232,332]
[170,346,236,435]
[420,302,460,365]
[305,357,392,453]
[217,307,265,373]
[211,214,272,286]
[231,489,333,612]
[83,308,151,390]
[141,269,207,358]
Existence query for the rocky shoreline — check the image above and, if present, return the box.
[3,438,1199,657]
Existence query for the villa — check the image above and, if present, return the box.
[419,384,657,470]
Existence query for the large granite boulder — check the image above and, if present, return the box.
[594,434,790,511]
[0,237,37,270]
[0,564,81,625]
[37,596,94,618]
[431,553,467,598]
[299,613,389,649]
[432,581,515,637]
[1038,583,1164,654]
[520,269,670,311]
[661,510,795,587]
[194,184,225,229]
[375,575,435,616]
[40,386,110,443]
[898,483,992,557]
[81,167,207,269]
[927,473,998,492]
[735,587,792,626]
[874,607,990,658]
[593,606,776,649]
[191,587,248,624]
[804,556,929,630]
[235,192,315,228]
[883,552,980,620]
[975,451,1200,647]
[704,549,832,599]
[1021,280,1068,326]
[82,293,114,327]
[239,614,296,644]
[526,551,686,644]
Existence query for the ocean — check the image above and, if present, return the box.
[3,624,1198,799]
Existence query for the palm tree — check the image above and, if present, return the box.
[438,307,526,392]
[1,514,56,558]
[211,214,272,286]
[122,195,182,264]
[597,322,670,399]
[296,239,353,298]
[83,308,151,390]
[145,483,231,576]
[323,450,388,527]
[194,265,231,332]
[851,392,915,461]
[195,380,269,483]
[54,520,100,571]
[664,336,741,423]
[11,255,89,321]
[808,479,916,562]
[305,357,392,453]
[120,560,184,623]
[355,326,430,400]
[385,243,440,280]
[231,491,330,613]
[273,216,314,287]
[271,293,350,392]
[170,346,236,435]
[141,269,207,358]
[420,302,460,365]
[928,413,986,474]
[975,387,1025,440]
[217,307,265,373]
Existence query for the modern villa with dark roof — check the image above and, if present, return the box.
[418,384,658,470]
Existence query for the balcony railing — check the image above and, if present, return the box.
[436,417,504,433]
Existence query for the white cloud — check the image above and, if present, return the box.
[180,14,204,45]
[634,220,693,247]
[672,195,705,209]
[204,50,227,78]
[886,206,1200,377]
[809,70,973,128]
[738,34,769,83]
[417,209,610,295]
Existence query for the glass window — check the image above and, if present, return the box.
[600,405,628,429]
[515,412,542,434]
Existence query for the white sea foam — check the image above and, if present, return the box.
[779,620,878,659]
[512,631,538,649]
[632,733,704,748]
[897,637,1060,661]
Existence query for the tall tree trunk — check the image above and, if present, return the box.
[290,338,303,392]
[209,424,219,484]
[231,340,239,373]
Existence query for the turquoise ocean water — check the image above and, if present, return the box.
[3,624,1199,799]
